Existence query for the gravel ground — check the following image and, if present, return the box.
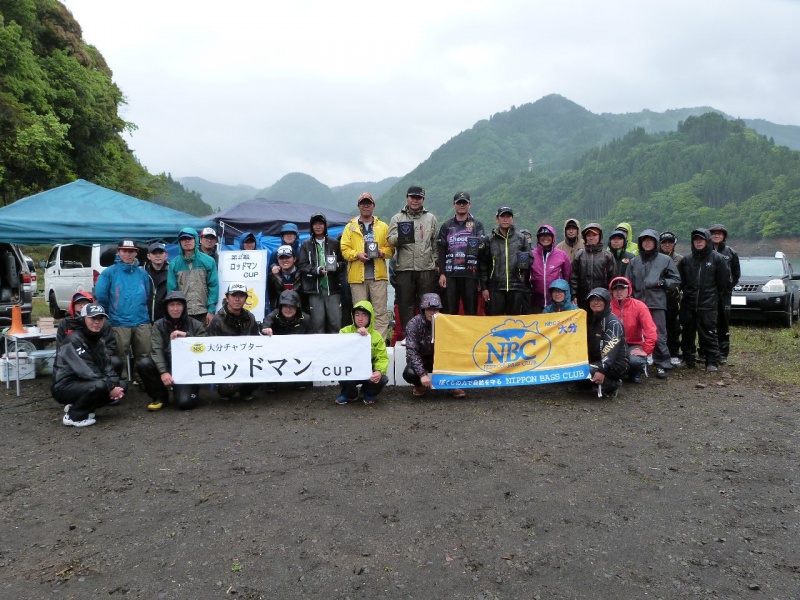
[1,361,797,600]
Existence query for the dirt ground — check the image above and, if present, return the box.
[1,356,797,600]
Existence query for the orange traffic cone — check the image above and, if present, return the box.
[8,305,27,335]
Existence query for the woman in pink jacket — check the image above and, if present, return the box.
[529,225,571,313]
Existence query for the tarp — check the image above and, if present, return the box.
[0,179,214,245]
[207,198,355,241]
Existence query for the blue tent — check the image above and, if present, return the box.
[0,179,214,245]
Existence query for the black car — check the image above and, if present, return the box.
[731,253,800,327]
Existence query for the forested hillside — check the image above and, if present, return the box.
[483,113,800,240]
[0,0,210,216]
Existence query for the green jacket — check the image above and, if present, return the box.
[339,300,389,375]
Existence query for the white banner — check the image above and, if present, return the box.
[171,334,372,384]
[217,250,268,321]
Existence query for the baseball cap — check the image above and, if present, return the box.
[277,244,294,258]
[357,192,375,205]
[80,303,107,318]
[406,185,425,198]
[178,231,195,240]
[226,282,248,295]
[148,242,167,253]
[659,231,677,243]
[611,280,630,289]
[118,239,137,249]
[201,227,217,238]
[536,226,551,237]
[453,191,471,203]
[496,206,514,217]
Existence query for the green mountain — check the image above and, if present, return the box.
[331,177,400,210]
[483,113,800,241]
[376,95,800,228]
[178,177,258,212]
[150,174,213,217]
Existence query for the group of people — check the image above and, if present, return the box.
[50,184,741,425]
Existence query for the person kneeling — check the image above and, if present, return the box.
[52,304,126,427]
[137,291,205,411]
[335,301,389,405]
[402,293,466,399]
[586,288,628,398]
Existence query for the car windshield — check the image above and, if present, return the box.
[740,259,786,278]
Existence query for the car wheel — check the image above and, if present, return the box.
[49,291,64,319]
[782,302,793,328]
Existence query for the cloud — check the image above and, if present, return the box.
[65,0,800,187]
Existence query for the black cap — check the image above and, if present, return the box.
[496,206,513,217]
[406,185,425,198]
[118,239,137,249]
[453,191,470,203]
[611,280,630,289]
[536,226,551,237]
[148,242,167,253]
[659,231,677,243]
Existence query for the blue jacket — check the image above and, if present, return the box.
[95,256,152,327]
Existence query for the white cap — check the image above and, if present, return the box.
[201,227,217,238]
[226,282,248,295]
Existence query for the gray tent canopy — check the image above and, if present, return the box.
[207,198,355,242]
[0,179,214,245]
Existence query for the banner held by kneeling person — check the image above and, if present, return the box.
[431,310,590,389]
[171,334,372,384]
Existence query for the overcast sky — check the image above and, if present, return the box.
[63,0,799,189]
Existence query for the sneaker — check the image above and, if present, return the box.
[718,356,728,365]
[670,357,685,367]
[706,364,719,373]
[62,413,96,427]
[655,367,668,379]
[363,395,376,405]
[629,375,641,384]
[603,389,619,399]
[334,395,350,405]
[147,400,164,411]
[64,405,94,419]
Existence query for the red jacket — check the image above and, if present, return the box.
[609,276,657,355]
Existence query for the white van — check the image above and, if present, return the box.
[43,244,148,317]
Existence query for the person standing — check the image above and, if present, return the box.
[436,191,485,315]
[659,231,684,365]
[569,223,615,311]
[388,185,439,331]
[298,212,344,332]
[529,224,571,313]
[145,241,170,322]
[709,224,740,364]
[199,227,219,261]
[678,229,728,372]
[628,229,681,379]
[607,229,635,279]
[340,192,394,339]
[615,222,639,255]
[480,206,532,316]
[167,228,219,326]
[95,239,152,383]
[556,218,584,262]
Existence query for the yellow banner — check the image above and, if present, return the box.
[431,310,590,388]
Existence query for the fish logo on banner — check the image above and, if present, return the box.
[473,319,552,374]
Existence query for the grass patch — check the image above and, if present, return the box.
[32,296,50,321]
[730,322,800,386]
